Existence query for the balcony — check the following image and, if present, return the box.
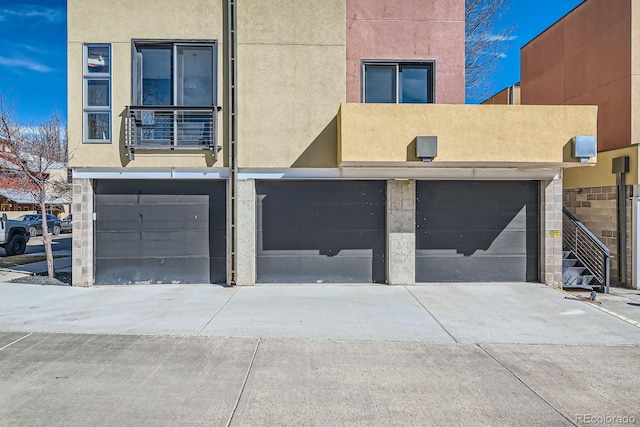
[337,103,598,175]
[126,106,221,160]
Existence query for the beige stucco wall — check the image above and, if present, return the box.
[632,1,640,145]
[339,104,597,164]
[563,145,640,189]
[67,0,225,169]
[236,0,346,169]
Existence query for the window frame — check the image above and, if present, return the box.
[131,39,218,107]
[83,43,112,143]
[361,60,436,104]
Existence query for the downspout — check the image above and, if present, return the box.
[226,0,238,286]
[613,156,630,285]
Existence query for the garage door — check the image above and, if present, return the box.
[256,181,385,283]
[416,181,538,282]
[94,180,226,284]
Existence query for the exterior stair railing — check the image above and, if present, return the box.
[562,208,610,293]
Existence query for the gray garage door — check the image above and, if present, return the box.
[94,180,226,284]
[256,181,385,283]
[416,181,539,282]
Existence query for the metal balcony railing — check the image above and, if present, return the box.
[562,208,610,293]
[126,106,221,160]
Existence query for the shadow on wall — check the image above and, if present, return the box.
[406,138,419,161]
[256,181,386,283]
[118,110,131,167]
[291,116,338,168]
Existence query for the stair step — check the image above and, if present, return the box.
[563,266,585,283]
[574,275,594,286]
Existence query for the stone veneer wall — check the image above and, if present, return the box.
[71,178,94,287]
[541,178,564,287]
[563,185,632,286]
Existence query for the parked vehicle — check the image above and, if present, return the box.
[13,214,62,237]
[0,213,30,255]
[61,214,72,233]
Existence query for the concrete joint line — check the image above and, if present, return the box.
[0,332,33,351]
[404,286,458,343]
[195,287,239,336]
[226,338,261,427]
[477,344,577,427]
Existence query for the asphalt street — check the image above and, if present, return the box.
[0,282,639,426]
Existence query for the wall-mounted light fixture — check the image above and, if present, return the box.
[416,136,437,162]
[571,136,597,163]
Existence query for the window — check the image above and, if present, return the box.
[362,62,434,104]
[128,41,218,151]
[83,44,112,142]
[133,41,217,107]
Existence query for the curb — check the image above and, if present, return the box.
[554,286,640,329]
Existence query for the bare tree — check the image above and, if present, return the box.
[0,93,69,279]
[465,0,515,101]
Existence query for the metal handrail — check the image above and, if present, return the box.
[126,105,221,160]
[562,208,610,293]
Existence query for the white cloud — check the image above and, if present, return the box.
[0,5,64,24]
[483,34,518,42]
[0,56,54,73]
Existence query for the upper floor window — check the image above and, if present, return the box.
[126,41,219,159]
[132,41,217,106]
[362,62,434,104]
[83,44,111,142]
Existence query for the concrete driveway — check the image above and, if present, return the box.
[1,282,639,426]
[0,282,639,344]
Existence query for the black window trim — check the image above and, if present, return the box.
[361,59,436,104]
[131,39,219,107]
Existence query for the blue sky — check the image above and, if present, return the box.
[0,0,66,124]
[0,0,584,123]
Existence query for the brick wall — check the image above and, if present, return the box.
[563,185,632,286]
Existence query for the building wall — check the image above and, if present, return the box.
[236,0,346,169]
[482,85,520,105]
[67,0,225,169]
[338,104,597,165]
[564,145,639,189]
[563,185,632,285]
[521,0,632,152]
[632,0,640,145]
[345,0,465,104]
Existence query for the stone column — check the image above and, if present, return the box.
[72,178,94,287]
[386,180,415,285]
[235,179,256,285]
[540,174,563,287]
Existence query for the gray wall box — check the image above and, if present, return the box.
[572,136,597,162]
[612,156,630,174]
[416,136,437,161]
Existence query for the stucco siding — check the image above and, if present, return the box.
[346,0,464,104]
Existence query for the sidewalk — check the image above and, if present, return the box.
[1,283,639,426]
